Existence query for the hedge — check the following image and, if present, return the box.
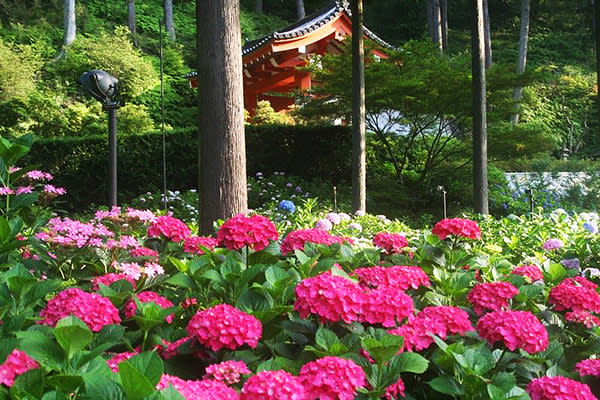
[24,124,352,210]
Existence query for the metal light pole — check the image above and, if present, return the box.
[80,70,121,206]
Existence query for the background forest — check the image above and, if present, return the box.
[0,0,597,217]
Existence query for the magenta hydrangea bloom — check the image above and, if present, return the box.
[280,228,352,256]
[240,370,306,400]
[385,377,406,400]
[186,304,262,351]
[205,360,251,385]
[576,358,600,377]
[294,271,363,324]
[0,350,39,387]
[299,356,366,400]
[353,265,430,291]
[512,264,544,283]
[360,287,414,327]
[217,214,278,251]
[123,291,174,323]
[157,375,239,400]
[184,236,219,255]
[106,351,138,373]
[477,310,548,354]
[91,273,137,291]
[467,282,519,315]
[373,232,409,254]
[549,277,600,313]
[565,310,600,328]
[147,215,191,242]
[389,306,473,352]
[129,247,159,258]
[527,376,596,400]
[38,288,121,332]
[432,218,481,240]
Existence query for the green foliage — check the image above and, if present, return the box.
[0,38,40,103]
[250,100,295,125]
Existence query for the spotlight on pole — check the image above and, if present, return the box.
[80,70,121,206]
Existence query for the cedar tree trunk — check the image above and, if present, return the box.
[511,0,530,125]
[351,0,366,213]
[196,0,247,234]
[483,0,492,68]
[472,0,489,214]
[165,0,176,42]
[440,0,448,50]
[297,0,306,20]
[127,0,137,45]
[63,0,76,47]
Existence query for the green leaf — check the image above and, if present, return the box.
[492,372,516,391]
[392,352,429,373]
[265,265,289,287]
[46,375,84,392]
[539,340,563,361]
[82,374,125,400]
[315,327,340,351]
[487,384,506,400]
[54,316,93,359]
[10,368,44,399]
[428,376,464,395]
[158,385,185,400]
[118,361,156,400]
[168,257,189,273]
[16,330,64,371]
[547,263,566,283]
[127,351,164,387]
[165,273,196,289]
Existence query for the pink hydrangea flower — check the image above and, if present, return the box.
[385,377,406,400]
[147,215,191,242]
[143,262,164,279]
[511,264,544,282]
[294,271,363,324]
[125,208,156,223]
[156,375,239,400]
[205,360,251,385]
[0,350,39,387]
[36,217,113,248]
[373,232,409,254]
[280,228,352,256]
[527,376,596,400]
[217,214,278,251]
[15,186,32,195]
[299,356,366,400]
[360,287,414,327]
[353,265,430,291]
[390,306,473,352]
[576,358,600,377]
[548,277,600,313]
[91,273,137,291]
[43,184,66,195]
[565,310,600,328]
[95,206,121,220]
[314,218,333,231]
[123,291,174,323]
[186,304,262,351]
[115,261,143,281]
[325,212,342,225]
[25,170,53,181]
[432,218,481,240]
[106,351,138,372]
[38,288,121,332]
[477,310,548,354]
[184,236,219,255]
[240,370,305,400]
[129,247,159,258]
[543,238,564,251]
[467,282,519,315]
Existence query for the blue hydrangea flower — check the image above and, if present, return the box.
[278,200,296,213]
[583,221,598,234]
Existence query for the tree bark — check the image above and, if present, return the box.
[427,0,434,39]
[472,0,489,214]
[255,0,262,14]
[431,0,443,52]
[351,0,366,213]
[297,0,306,20]
[63,0,76,47]
[127,0,136,45]
[164,0,176,42]
[483,0,492,68]
[196,0,247,234]
[440,0,448,50]
[595,0,600,124]
[510,0,530,125]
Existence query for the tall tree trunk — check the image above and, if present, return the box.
[297,0,305,20]
[255,0,262,14]
[63,0,76,47]
[431,0,443,52]
[127,0,136,45]
[351,0,366,213]
[472,0,489,214]
[483,0,492,68]
[164,0,176,42]
[427,0,434,39]
[440,0,448,50]
[196,0,247,234]
[511,0,530,125]
[595,0,600,124]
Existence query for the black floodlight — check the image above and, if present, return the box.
[80,69,121,206]
[80,69,120,109]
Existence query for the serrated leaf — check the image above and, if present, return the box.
[54,316,93,359]
[315,327,340,351]
[118,361,156,400]
[16,330,64,371]
[428,376,464,395]
[392,352,429,373]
